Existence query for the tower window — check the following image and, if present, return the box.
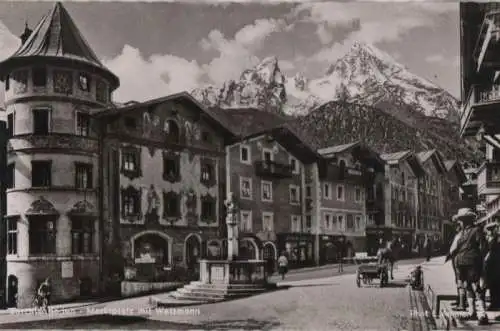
[29,217,56,254]
[7,113,14,137]
[71,218,94,254]
[32,160,52,187]
[75,163,93,189]
[7,217,18,255]
[6,163,15,189]
[5,74,10,91]
[76,112,90,136]
[33,108,50,134]
[32,67,47,87]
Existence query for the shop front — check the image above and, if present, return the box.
[365,227,392,256]
[277,233,315,268]
[391,228,415,259]
[319,235,345,265]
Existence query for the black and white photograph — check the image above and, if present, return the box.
[0,0,499,330]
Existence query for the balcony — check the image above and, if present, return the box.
[319,163,365,183]
[474,10,500,73]
[254,160,293,179]
[460,84,500,137]
[366,198,384,213]
[477,161,500,196]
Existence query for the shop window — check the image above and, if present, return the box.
[76,112,90,136]
[33,108,50,134]
[71,218,94,254]
[75,162,93,189]
[31,160,52,187]
[121,186,142,221]
[121,146,142,180]
[201,195,216,223]
[163,191,181,218]
[162,152,180,182]
[29,217,56,254]
[7,217,18,255]
[32,67,47,87]
[200,159,216,187]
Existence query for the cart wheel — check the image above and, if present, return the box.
[356,272,361,287]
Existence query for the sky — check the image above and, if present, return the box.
[0,0,460,105]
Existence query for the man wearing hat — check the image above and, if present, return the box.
[446,219,464,310]
[448,208,489,325]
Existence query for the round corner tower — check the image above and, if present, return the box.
[0,2,119,308]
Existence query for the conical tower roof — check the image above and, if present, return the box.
[0,2,119,90]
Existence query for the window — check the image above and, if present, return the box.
[201,131,211,143]
[240,210,252,232]
[289,156,299,174]
[346,214,354,230]
[33,108,50,134]
[289,185,300,205]
[165,120,180,144]
[240,145,250,164]
[78,73,91,92]
[306,185,312,198]
[5,74,9,91]
[325,213,331,230]
[96,79,108,103]
[6,163,14,189]
[7,112,14,137]
[337,185,345,201]
[13,70,28,94]
[32,67,47,87]
[7,217,18,255]
[355,187,362,202]
[163,191,180,218]
[200,160,216,187]
[262,149,273,162]
[71,218,94,254]
[262,212,274,232]
[31,161,51,187]
[240,177,252,200]
[323,183,331,199]
[163,153,180,182]
[121,146,142,180]
[53,70,73,94]
[75,163,93,189]
[121,186,141,219]
[291,215,301,233]
[201,195,216,223]
[29,217,56,254]
[124,117,137,130]
[76,112,90,136]
[261,180,273,202]
[305,215,312,230]
[337,215,345,231]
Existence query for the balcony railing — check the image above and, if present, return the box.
[254,160,293,179]
[474,10,500,73]
[460,84,500,137]
[319,163,365,182]
[477,161,500,196]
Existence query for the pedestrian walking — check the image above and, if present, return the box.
[277,252,288,280]
[424,235,432,262]
[448,208,489,325]
[446,220,465,311]
[484,222,500,311]
[337,238,346,273]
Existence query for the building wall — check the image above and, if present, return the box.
[386,161,419,229]
[418,157,445,234]
[4,63,110,308]
[227,136,303,243]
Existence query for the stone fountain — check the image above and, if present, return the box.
[154,193,272,305]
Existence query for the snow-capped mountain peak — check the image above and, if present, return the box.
[192,41,459,121]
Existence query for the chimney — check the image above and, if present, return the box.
[20,21,32,45]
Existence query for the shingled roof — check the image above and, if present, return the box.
[0,2,119,89]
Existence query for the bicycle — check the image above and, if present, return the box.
[32,294,49,313]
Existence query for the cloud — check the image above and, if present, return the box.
[293,2,456,64]
[200,18,286,84]
[104,45,203,103]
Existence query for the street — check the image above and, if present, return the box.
[0,259,425,330]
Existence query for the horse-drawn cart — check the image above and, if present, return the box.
[353,254,389,288]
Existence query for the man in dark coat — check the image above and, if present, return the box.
[446,220,465,310]
[484,222,500,311]
[449,208,489,325]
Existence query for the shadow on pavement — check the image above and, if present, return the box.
[284,283,340,288]
[0,314,281,330]
[383,282,408,288]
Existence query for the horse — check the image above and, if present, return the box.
[377,240,398,280]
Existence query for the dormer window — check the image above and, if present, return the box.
[33,67,47,87]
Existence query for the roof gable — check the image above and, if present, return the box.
[445,160,467,184]
[417,149,447,174]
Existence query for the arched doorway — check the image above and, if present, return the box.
[263,242,277,274]
[185,234,202,272]
[239,238,258,260]
[7,275,17,308]
[132,231,171,265]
